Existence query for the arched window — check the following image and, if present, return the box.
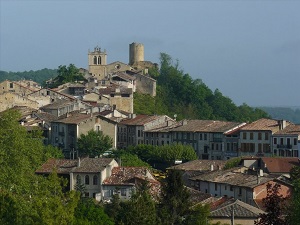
[93,175,98,185]
[93,56,97,65]
[98,56,101,65]
[85,175,89,185]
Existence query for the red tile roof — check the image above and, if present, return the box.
[240,118,288,132]
[261,157,300,173]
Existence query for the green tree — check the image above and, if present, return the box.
[50,64,85,88]
[255,183,288,225]
[74,198,114,225]
[223,157,241,170]
[116,181,157,225]
[287,165,300,225]
[0,109,78,224]
[77,130,113,157]
[159,169,191,225]
[184,204,210,225]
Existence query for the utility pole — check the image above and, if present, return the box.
[231,205,234,225]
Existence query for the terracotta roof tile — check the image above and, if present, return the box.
[261,157,300,173]
[170,120,243,133]
[240,118,291,133]
[274,124,300,135]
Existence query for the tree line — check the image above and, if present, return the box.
[135,53,269,122]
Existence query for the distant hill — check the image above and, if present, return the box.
[0,68,57,86]
[259,107,300,124]
[134,53,269,122]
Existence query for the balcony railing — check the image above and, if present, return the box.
[277,144,292,149]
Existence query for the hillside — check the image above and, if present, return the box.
[259,106,300,124]
[134,53,269,122]
[1,54,269,122]
[0,68,57,86]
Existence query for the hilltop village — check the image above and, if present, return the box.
[1,42,300,224]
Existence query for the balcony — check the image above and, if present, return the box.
[212,138,223,142]
[277,144,292,149]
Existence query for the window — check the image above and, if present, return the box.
[280,138,284,145]
[287,138,291,146]
[216,144,219,151]
[250,132,254,140]
[211,143,214,150]
[258,133,262,140]
[85,175,89,185]
[121,189,126,196]
[258,143,262,153]
[294,138,298,146]
[215,183,218,191]
[265,132,269,140]
[239,187,242,195]
[10,83,13,88]
[230,186,233,191]
[93,175,98,185]
[199,133,202,140]
[98,56,101,64]
[243,132,247,140]
[204,134,207,140]
[274,138,277,145]
[93,56,97,65]
[85,192,89,197]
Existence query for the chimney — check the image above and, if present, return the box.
[122,167,125,176]
[278,120,287,130]
[210,164,214,171]
[257,173,261,184]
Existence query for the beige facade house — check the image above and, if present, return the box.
[0,80,40,95]
[239,118,291,157]
[189,167,291,208]
[36,157,119,201]
[102,167,160,202]
[272,124,300,157]
[170,120,246,160]
[117,114,175,148]
[0,92,39,112]
[98,85,133,114]
[50,111,119,157]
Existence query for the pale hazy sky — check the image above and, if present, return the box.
[1,1,299,107]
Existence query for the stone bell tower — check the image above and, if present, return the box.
[88,46,107,80]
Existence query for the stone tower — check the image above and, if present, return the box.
[129,42,144,66]
[88,46,107,80]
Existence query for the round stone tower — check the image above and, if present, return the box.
[129,42,144,65]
